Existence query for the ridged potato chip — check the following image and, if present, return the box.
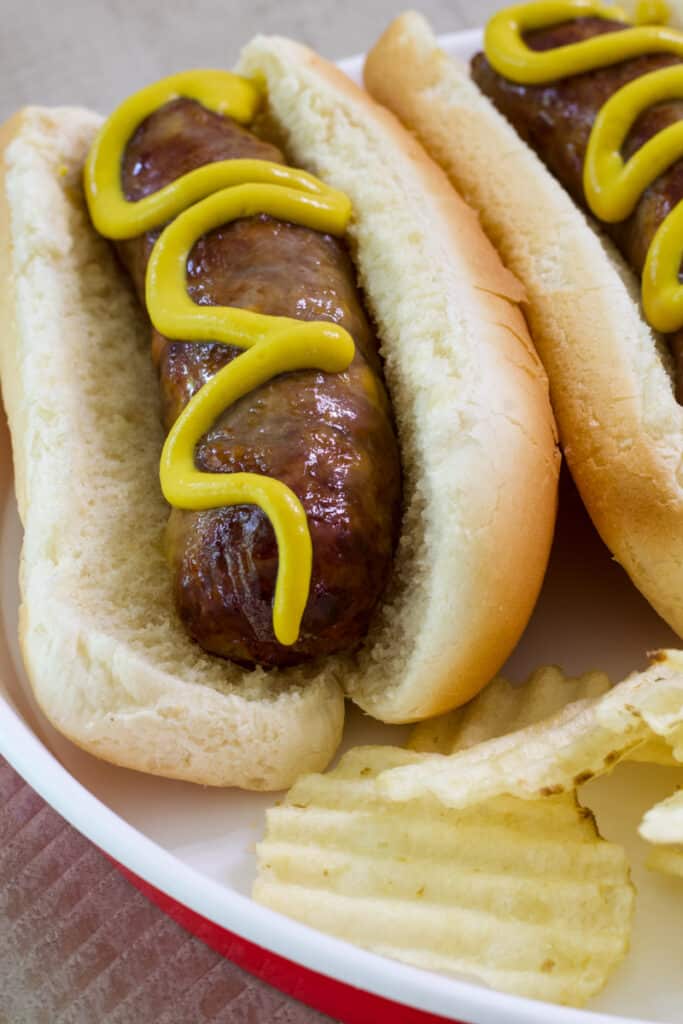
[629,738,681,767]
[379,652,683,809]
[640,788,683,844]
[640,788,683,877]
[254,746,634,1007]
[409,666,610,754]
[409,666,680,766]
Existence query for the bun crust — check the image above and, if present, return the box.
[365,13,683,638]
[0,41,558,786]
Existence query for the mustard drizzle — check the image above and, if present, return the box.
[84,70,355,646]
[485,0,683,332]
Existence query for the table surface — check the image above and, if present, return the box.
[1,2,501,1021]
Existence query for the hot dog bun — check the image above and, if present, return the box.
[0,106,344,790]
[0,37,558,787]
[365,12,683,639]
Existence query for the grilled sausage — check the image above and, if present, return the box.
[117,98,402,667]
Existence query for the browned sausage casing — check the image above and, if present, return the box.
[116,98,402,667]
[471,17,683,398]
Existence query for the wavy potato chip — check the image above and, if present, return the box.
[407,662,683,890]
[638,786,683,879]
[379,652,683,809]
[628,738,681,767]
[254,746,634,1006]
[640,788,683,845]
[409,666,680,767]
[409,666,610,754]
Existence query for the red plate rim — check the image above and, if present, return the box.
[112,857,459,1024]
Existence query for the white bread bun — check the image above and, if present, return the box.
[365,13,683,638]
[0,39,558,787]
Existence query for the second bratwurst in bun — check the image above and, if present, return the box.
[366,4,683,638]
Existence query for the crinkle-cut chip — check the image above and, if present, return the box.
[254,746,634,1007]
[665,722,683,764]
[409,666,680,767]
[647,845,683,878]
[379,651,683,809]
[409,666,610,754]
[639,788,683,844]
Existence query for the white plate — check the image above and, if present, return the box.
[1,30,682,1024]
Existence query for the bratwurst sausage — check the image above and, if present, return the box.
[117,98,402,667]
[471,17,683,397]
